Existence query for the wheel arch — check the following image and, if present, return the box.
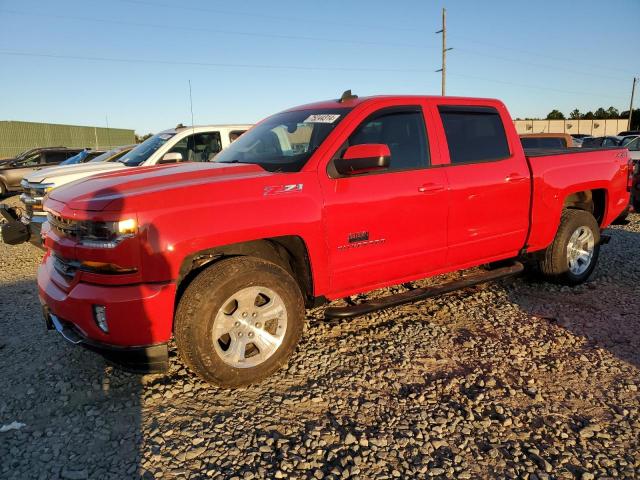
[562,188,607,225]
[175,235,317,310]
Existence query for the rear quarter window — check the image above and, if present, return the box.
[439,106,510,164]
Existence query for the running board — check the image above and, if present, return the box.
[324,262,524,319]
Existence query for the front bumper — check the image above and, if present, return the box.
[44,308,168,373]
[38,254,176,372]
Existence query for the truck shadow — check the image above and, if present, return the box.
[505,224,640,370]
[0,277,147,480]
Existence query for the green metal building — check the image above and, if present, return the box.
[0,121,136,159]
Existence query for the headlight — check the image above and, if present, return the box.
[79,218,138,248]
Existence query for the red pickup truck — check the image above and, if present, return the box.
[38,93,631,387]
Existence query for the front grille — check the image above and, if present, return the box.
[47,213,82,239]
[52,254,80,279]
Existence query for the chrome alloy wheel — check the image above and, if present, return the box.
[566,225,595,275]
[212,286,287,368]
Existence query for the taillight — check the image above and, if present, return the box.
[628,159,634,191]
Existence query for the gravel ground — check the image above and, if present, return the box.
[1,193,638,480]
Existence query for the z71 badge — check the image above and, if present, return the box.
[263,184,304,195]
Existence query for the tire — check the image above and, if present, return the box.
[538,209,600,285]
[0,181,6,197]
[633,196,640,214]
[175,256,305,388]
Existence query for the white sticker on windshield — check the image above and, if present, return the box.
[304,114,341,124]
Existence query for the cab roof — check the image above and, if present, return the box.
[284,94,502,112]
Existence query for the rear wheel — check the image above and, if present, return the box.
[175,257,305,387]
[537,209,600,285]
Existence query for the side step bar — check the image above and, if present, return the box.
[324,261,524,319]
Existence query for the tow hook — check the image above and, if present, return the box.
[599,234,611,245]
[0,204,30,245]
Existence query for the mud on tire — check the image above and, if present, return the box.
[174,257,305,388]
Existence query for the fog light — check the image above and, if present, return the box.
[93,305,109,333]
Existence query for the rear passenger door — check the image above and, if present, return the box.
[436,105,531,266]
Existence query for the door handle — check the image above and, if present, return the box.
[505,174,527,183]
[418,183,445,194]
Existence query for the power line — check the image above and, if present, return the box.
[447,72,629,102]
[0,49,629,103]
[453,47,629,83]
[449,34,639,76]
[0,9,427,49]
[0,50,431,74]
[2,8,633,83]
[113,0,424,32]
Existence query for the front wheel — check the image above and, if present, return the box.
[537,209,600,285]
[175,257,305,388]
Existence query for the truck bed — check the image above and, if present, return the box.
[525,145,629,253]
[524,146,623,157]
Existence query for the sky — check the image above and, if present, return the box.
[1,0,639,134]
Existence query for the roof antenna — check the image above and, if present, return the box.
[338,89,358,103]
[188,79,195,137]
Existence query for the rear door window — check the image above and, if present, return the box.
[439,106,510,164]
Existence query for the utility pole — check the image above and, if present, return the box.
[629,77,637,130]
[435,8,453,96]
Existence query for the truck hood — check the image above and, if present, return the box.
[48,162,269,212]
[26,161,125,184]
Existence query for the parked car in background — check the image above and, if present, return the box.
[1,126,250,246]
[520,133,574,149]
[618,130,640,136]
[571,134,593,139]
[0,147,85,196]
[581,136,623,148]
[87,145,135,163]
[58,149,106,165]
[15,145,136,244]
[35,94,630,386]
[620,135,639,147]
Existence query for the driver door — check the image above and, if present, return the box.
[319,105,449,297]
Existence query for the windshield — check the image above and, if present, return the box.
[118,132,175,167]
[215,108,350,172]
[60,150,89,165]
[621,136,639,147]
[14,148,38,161]
[89,146,129,163]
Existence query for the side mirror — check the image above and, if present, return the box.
[159,152,183,164]
[334,144,391,176]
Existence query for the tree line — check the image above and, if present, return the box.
[545,107,638,121]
